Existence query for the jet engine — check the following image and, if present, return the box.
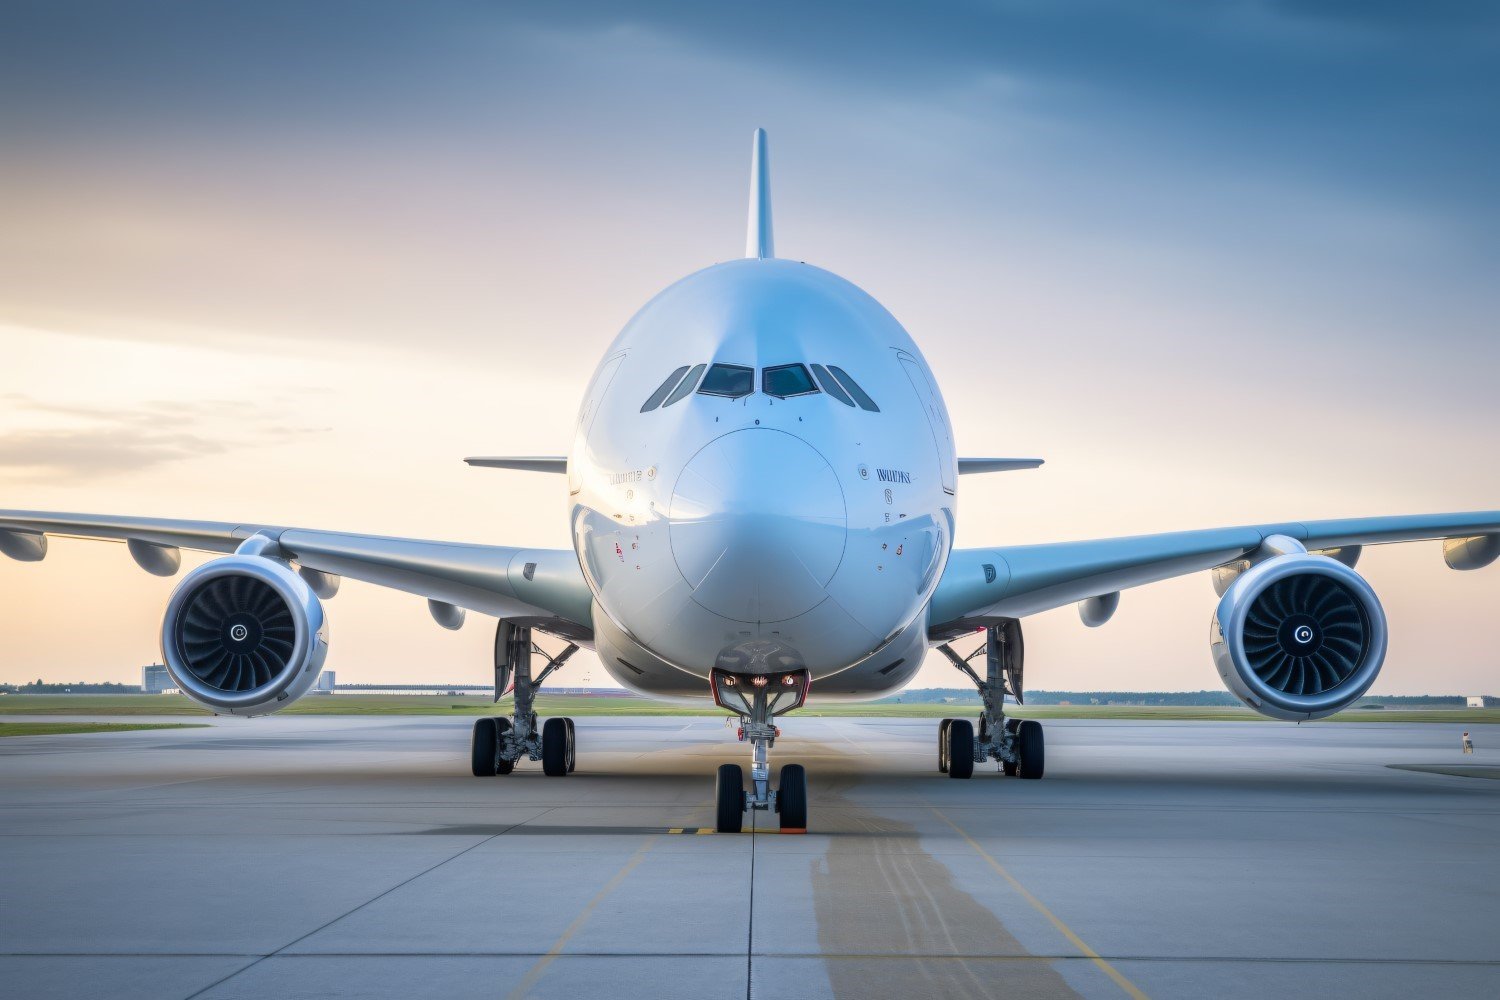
[160,549,329,716]
[1210,552,1386,721]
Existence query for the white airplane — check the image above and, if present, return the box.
[4,130,1498,833]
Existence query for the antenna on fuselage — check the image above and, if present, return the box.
[745,128,774,260]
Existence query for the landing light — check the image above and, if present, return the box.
[782,674,798,686]
[751,675,769,688]
[722,676,737,687]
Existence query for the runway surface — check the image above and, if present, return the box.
[2,714,1498,999]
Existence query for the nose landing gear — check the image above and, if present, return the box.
[470,621,579,777]
[937,620,1045,779]
[710,667,811,832]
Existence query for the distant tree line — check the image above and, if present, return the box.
[2,681,148,694]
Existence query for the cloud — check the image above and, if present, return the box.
[0,396,318,480]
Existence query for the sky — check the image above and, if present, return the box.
[2,1,1498,695]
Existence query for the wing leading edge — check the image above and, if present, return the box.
[0,509,593,640]
[929,510,1500,638]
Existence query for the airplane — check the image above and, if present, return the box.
[4,129,1498,834]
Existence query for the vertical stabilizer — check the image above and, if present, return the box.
[745,128,774,259]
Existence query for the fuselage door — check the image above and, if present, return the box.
[897,352,955,493]
[570,351,628,495]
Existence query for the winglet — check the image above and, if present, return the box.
[745,128,773,259]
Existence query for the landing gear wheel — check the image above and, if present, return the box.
[946,719,974,779]
[564,718,576,773]
[938,718,955,773]
[777,764,808,832]
[542,718,570,776]
[716,763,745,833]
[1017,719,1045,779]
[494,718,514,775]
[1002,718,1020,776]
[471,717,497,777]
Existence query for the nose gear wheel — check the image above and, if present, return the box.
[710,666,811,832]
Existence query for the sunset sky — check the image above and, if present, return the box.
[2,2,1498,694]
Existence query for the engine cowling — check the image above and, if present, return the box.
[161,554,329,716]
[1211,553,1386,721]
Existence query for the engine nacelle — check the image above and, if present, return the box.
[160,554,329,716]
[1211,553,1386,721]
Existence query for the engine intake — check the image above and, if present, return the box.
[1211,553,1386,721]
[161,554,328,716]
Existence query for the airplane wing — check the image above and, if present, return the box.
[464,456,568,473]
[929,511,1500,638]
[956,457,1044,475]
[0,509,593,640]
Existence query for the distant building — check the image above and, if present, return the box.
[141,664,173,694]
[1467,696,1489,709]
[314,671,336,694]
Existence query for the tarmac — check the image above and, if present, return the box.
[2,713,1498,999]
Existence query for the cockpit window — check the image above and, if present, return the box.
[762,363,819,399]
[640,366,691,412]
[810,364,854,407]
[662,363,706,407]
[828,365,879,412]
[697,363,754,399]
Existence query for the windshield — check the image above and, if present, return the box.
[698,363,755,399]
[762,364,819,399]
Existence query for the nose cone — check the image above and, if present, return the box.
[669,429,847,623]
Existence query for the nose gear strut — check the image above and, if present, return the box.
[710,667,810,833]
[936,619,1045,779]
[471,621,579,777]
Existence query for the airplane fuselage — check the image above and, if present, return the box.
[569,258,957,699]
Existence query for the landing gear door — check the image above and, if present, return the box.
[897,352,956,493]
[493,620,515,701]
[985,618,1024,705]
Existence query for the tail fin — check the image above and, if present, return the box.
[745,128,773,259]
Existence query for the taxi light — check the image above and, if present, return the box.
[782,674,798,686]
[722,675,737,687]
[751,675,769,688]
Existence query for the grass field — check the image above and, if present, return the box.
[3,693,1499,724]
[0,722,209,738]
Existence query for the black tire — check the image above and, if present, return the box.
[947,719,974,779]
[542,718,570,777]
[1017,719,1045,779]
[471,717,498,777]
[938,718,954,773]
[1002,718,1020,776]
[716,763,745,833]
[494,718,514,775]
[564,718,576,773]
[778,764,808,832]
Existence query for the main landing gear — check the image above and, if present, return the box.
[471,622,579,777]
[937,619,1045,780]
[710,666,811,833]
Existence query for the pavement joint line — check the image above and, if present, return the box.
[8,951,1500,965]
[746,807,757,1000]
[932,806,1152,1000]
[507,833,663,1000]
[177,824,521,1000]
